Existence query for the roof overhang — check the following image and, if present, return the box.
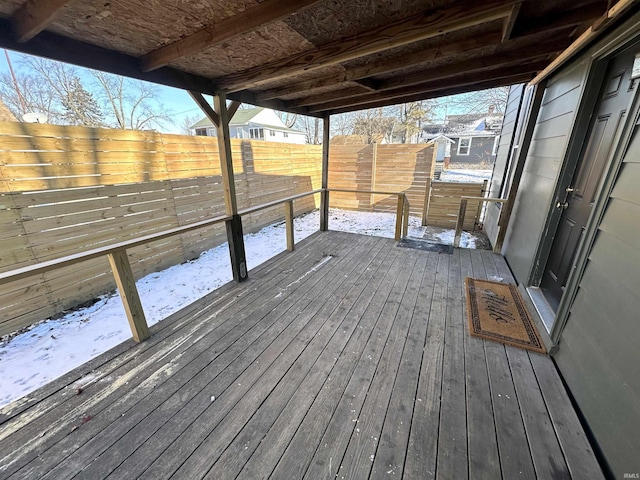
[0,0,638,116]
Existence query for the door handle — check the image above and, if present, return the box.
[556,201,569,209]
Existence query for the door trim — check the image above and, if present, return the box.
[528,25,640,343]
[551,73,640,342]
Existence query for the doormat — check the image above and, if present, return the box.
[465,277,546,353]
[396,238,453,254]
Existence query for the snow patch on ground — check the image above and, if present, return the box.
[440,169,492,183]
[0,171,489,408]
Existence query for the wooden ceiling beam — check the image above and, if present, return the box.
[141,0,323,72]
[531,0,640,85]
[189,91,219,127]
[517,1,606,37]
[254,31,503,102]
[254,26,577,103]
[325,73,536,115]
[12,0,80,42]
[291,40,566,108]
[307,61,546,113]
[217,0,516,92]
[502,3,521,41]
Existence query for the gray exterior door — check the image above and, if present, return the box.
[541,49,636,310]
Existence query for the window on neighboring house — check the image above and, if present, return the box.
[195,128,208,136]
[269,130,276,137]
[250,128,264,139]
[457,137,471,155]
[283,132,289,138]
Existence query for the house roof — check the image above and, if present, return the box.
[191,106,304,133]
[0,1,633,117]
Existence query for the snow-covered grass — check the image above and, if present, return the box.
[440,168,492,183]
[0,208,422,407]
[0,167,492,407]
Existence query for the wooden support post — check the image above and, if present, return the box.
[320,114,330,231]
[403,195,410,238]
[225,214,248,282]
[284,200,294,251]
[495,81,546,252]
[371,141,378,207]
[422,177,432,226]
[107,249,150,342]
[395,193,404,241]
[454,199,468,248]
[214,92,248,282]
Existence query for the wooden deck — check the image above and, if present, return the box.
[0,231,603,480]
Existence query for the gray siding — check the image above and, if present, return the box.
[449,136,496,164]
[485,84,525,244]
[502,58,588,282]
[554,129,640,477]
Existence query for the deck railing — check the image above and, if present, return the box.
[0,188,411,344]
[453,196,506,251]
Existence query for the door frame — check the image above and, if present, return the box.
[530,25,640,343]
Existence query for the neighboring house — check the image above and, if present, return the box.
[423,110,502,165]
[191,107,306,144]
[425,134,454,179]
[484,12,640,477]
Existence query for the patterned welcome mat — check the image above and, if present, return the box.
[465,277,546,353]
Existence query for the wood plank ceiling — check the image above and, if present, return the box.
[0,0,632,117]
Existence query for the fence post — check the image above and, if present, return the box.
[108,249,150,343]
[320,114,330,231]
[403,194,409,238]
[395,193,404,241]
[454,199,468,248]
[422,177,432,226]
[284,200,294,251]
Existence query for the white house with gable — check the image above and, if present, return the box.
[191,107,306,144]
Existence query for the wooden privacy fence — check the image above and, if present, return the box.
[424,180,489,229]
[0,121,322,336]
[328,142,434,217]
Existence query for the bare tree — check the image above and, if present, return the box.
[435,86,510,117]
[179,113,201,135]
[92,72,171,130]
[352,108,396,144]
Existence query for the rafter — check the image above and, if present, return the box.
[517,2,606,37]
[502,3,520,41]
[216,0,516,92]
[291,39,566,108]
[255,31,504,102]
[12,0,80,42]
[254,24,577,103]
[326,73,536,115]
[141,0,323,72]
[307,61,546,113]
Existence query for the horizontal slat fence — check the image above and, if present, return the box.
[425,180,488,229]
[0,121,321,336]
[328,142,434,217]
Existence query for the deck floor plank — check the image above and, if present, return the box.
[2,232,341,477]
[236,246,406,479]
[463,249,502,480]
[20,233,360,480]
[0,232,604,480]
[403,252,450,480]
[370,251,439,478]
[436,248,469,480]
[206,241,402,479]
